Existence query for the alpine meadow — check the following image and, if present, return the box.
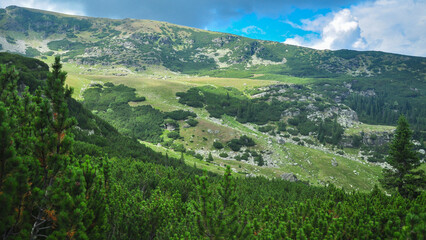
[0,4,425,239]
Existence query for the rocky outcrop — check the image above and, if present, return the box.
[341,131,394,147]
[281,173,298,182]
[361,132,393,145]
[308,105,358,128]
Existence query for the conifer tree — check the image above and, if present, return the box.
[0,102,30,238]
[207,152,213,162]
[0,65,32,239]
[380,115,425,198]
[192,166,252,239]
[29,57,83,239]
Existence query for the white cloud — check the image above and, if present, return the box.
[285,9,366,50]
[284,0,426,57]
[0,0,85,16]
[241,25,266,35]
[351,0,426,56]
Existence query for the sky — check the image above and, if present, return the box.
[1,0,425,57]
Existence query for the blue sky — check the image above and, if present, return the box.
[1,0,426,57]
[208,9,331,42]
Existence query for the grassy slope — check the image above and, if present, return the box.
[59,61,384,192]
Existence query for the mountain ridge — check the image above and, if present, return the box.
[1,5,425,77]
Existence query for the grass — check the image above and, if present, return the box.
[177,77,279,91]
[141,140,226,175]
[251,74,318,84]
[178,118,241,151]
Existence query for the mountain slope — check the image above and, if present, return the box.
[1,6,425,78]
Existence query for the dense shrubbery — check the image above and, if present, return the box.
[227,135,256,151]
[213,141,224,149]
[82,83,164,142]
[186,118,199,127]
[177,86,282,125]
[164,109,197,120]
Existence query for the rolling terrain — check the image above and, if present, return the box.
[1,6,425,191]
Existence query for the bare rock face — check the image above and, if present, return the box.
[277,137,285,144]
[281,173,298,182]
[362,132,393,146]
[165,123,176,131]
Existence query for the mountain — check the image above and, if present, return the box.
[1,6,425,191]
[0,6,424,77]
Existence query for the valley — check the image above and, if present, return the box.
[58,61,386,191]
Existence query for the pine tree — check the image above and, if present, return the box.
[380,115,425,198]
[192,166,252,239]
[0,65,32,239]
[29,56,84,239]
[0,57,108,239]
[0,102,31,238]
[207,152,213,162]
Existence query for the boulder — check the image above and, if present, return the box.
[281,173,298,182]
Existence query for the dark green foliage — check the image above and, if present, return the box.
[317,118,344,145]
[25,47,40,57]
[207,152,214,162]
[240,135,256,147]
[0,58,107,239]
[0,52,48,91]
[82,83,163,142]
[227,135,256,151]
[219,152,229,158]
[258,125,275,133]
[228,139,243,151]
[177,86,282,124]
[287,128,299,136]
[186,118,199,127]
[380,115,426,198]
[277,121,287,132]
[213,141,224,149]
[176,88,205,108]
[47,39,86,50]
[167,131,180,139]
[164,109,196,120]
[172,143,186,152]
[334,78,426,138]
[254,155,264,166]
[351,134,363,148]
[194,153,204,160]
[192,167,252,239]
